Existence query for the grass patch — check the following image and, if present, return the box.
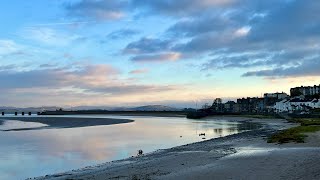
[287,118,320,126]
[311,108,320,113]
[269,118,320,144]
[300,118,320,126]
[237,114,281,119]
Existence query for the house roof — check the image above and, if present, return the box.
[289,98,310,103]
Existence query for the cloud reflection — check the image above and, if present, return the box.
[0,116,257,179]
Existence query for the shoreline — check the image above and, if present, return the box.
[30,116,320,180]
[0,117,134,131]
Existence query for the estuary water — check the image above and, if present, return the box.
[0,115,258,179]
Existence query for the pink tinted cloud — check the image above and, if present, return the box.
[129,68,149,74]
[131,52,181,63]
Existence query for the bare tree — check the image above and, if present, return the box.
[212,98,223,112]
[202,103,210,109]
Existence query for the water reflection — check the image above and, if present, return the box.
[0,120,48,131]
[0,115,259,179]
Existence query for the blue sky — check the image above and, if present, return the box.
[0,0,320,107]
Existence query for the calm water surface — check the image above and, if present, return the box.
[0,115,258,179]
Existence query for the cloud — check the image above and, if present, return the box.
[123,37,180,63]
[202,50,308,70]
[129,69,149,74]
[234,26,251,37]
[131,52,181,62]
[3,0,320,108]
[101,0,320,78]
[131,0,237,17]
[65,0,128,20]
[162,0,320,78]
[106,29,140,40]
[82,84,178,95]
[64,0,237,20]
[21,27,81,46]
[0,64,18,71]
[167,12,244,37]
[248,0,320,42]
[123,37,173,54]
[28,21,92,27]
[242,59,320,78]
[0,63,179,96]
[0,40,24,56]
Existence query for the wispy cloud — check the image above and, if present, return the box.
[129,68,149,74]
[65,0,128,20]
[131,0,237,17]
[107,29,140,40]
[20,27,82,46]
[0,40,23,56]
[28,21,94,28]
[242,59,320,78]
[123,37,173,54]
[131,52,181,63]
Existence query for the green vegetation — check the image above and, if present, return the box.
[287,118,320,126]
[311,108,320,113]
[236,114,282,119]
[268,118,320,144]
[299,118,320,126]
[268,126,320,144]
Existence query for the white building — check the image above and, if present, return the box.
[274,98,320,113]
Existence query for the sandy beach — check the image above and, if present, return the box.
[29,116,320,180]
[0,117,134,131]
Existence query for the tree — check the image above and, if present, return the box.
[214,98,222,104]
[212,98,223,112]
[291,89,303,97]
[202,103,210,109]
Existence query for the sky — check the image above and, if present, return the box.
[0,0,320,108]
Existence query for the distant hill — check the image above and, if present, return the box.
[0,105,182,113]
[68,106,111,111]
[69,105,182,111]
[131,105,181,111]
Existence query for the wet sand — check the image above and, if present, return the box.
[0,117,134,131]
[31,116,320,180]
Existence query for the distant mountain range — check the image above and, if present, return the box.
[0,105,182,113]
[110,105,182,111]
[70,105,182,111]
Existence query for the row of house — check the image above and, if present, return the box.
[275,84,320,113]
[210,92,287,113]
[210,84,320,114]
[290,84,320,97]
[274,98,320,113]
[221,92,289,113]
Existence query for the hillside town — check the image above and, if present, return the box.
[206,84,320,115]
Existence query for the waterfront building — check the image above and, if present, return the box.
[264,92,288,100]
[263,92,288,112]
[290,85,320,97]
[236,97,264,113]
[274,98,320,113]
[224,101,236,112]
